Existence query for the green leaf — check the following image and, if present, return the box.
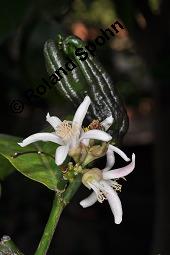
[0,154,15,181]
[0,134,66,191]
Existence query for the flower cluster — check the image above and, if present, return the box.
[18,96,135,224]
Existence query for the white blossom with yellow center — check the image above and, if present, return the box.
[18,96,112,165]
[80,149,135,224]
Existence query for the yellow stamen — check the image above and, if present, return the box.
[110,180,122,192]
[56,120,78,142]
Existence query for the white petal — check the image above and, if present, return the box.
[101,115,113,131]
[80,130,112,142]
[88,180,101,193]
[55,145,69,165]
[81,139,89,146]
[72,96,91,129]
[80,192,97,208]
[103,148,115,172]
[100,180,122,224]
[18,133,64,147]
[46,113,61,130]
[108,144,130,162]
[103,153,135,180]
[80,129,89,146]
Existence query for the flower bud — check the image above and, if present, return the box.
[82,142,108,167]
[89,142,108,157]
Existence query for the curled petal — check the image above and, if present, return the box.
[100,180,122,224]
[80,192,97,208]
[55,144,69,165]
[103,148,115,172]
[108,144,130,162]
[18,133,64,147]
[46,113,61,130]
[103,153,135,180]
[80,130,112,142]
[72,96,91,129]
[101,115,113,131]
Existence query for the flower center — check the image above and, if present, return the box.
[82,169,123,204]
[56,120,78,142]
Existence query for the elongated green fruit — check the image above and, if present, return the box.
[44,34,128,140]
[44,35,82,106]
[44,35,99,120]
[70,65,101,119]
[63,37,114,120]
[62,36,128,139]
[90,56,128,137]
[65,46,111,120]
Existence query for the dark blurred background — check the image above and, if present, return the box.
[0,0,169,254]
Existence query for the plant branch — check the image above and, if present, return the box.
[0,236,24,255]
[34,174,82,255]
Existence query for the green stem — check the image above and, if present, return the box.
[34,195,63,255]
[34,175,82,255]
[63,174,82,204]
[0,236,24,255]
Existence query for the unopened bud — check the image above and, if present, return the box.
[82,142,108,167]
[90,142,108,157]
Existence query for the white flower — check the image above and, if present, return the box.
[18,96,112,165]
[80,147,135,224]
